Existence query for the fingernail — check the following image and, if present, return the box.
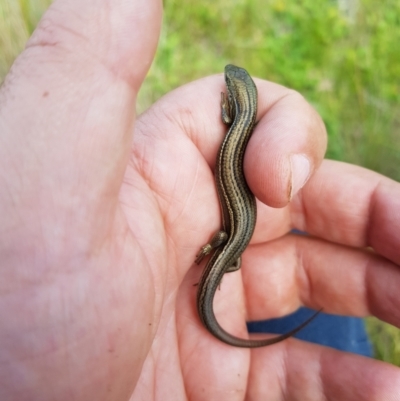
[290,154,311,200]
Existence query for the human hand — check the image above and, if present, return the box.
[1,0,400,400]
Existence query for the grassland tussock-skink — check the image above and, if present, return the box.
[195,64,319,348]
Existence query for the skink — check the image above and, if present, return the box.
[195,64,319,348]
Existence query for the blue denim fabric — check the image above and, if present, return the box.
[247,307,373,356]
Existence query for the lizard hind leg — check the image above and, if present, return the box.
[195,231,228,264]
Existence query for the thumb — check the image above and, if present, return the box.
[0,0,162,400]
[0,0,162,222]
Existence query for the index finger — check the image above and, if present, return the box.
[136,71,328,263]
[247,78,328,208]
[154,71,328,208]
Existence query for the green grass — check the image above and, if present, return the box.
[1,0,400,365]
[0,0,54,77]
[366,317,400,366]
[140,0,400,180]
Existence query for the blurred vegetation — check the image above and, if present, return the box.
[366,317,400,366]
[140,0,400,180]
[1,0,400,364]
[0,0,50,77]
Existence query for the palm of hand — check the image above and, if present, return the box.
[1,0,400,400]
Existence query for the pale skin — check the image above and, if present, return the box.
[1,0,400,400]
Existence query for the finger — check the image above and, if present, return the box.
[0,0,162,400]
[250,159,400,265]
[291,160,400,264]
[247,80,328,207]
[241,234,400,329]
[137,73,327,205]
[0,0,162,220]
[134,74,327,265]
[247,340,400,400]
